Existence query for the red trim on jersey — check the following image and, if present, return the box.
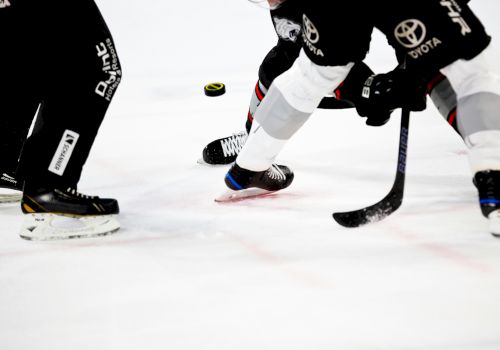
[448,108,457,125]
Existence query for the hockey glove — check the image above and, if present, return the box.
[355,68,427,125]
[334,62,393,126]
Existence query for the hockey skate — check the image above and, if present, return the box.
[0,172,22,203]
[200,131,247,165]
[215,163,294,202]
[474,170,500,237]
[20,187,120,240]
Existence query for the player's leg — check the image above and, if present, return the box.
[20,0,121,189]
[221,2,373,197]
[0,2,40,200]
[16,0,122,239]
[380,0,500,233]
[427,2,500,231]
[201,40,300,165]
[0,96,39,201]
[440,45,500,233]
[202,51,282,166]
[201,1,303,166]
[204,1,357,166]
[0,86,38,195]
[246,0,304,135]
[427,73,459,132]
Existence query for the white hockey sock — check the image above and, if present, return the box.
[465,130,500,173]
[236,120,287,172]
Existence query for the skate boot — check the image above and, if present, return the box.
[215,163,294,202]
[20,186,120,240]
[473,170,500,237]
[0,171,22,203]
[201,131,247,165]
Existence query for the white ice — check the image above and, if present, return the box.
[1,1,500,349]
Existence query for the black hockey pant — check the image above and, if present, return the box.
[0,0,121,189]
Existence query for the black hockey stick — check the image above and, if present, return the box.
[333,108,410,227]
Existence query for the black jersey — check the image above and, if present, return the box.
[258,0,354,110]
[301,0,490,73]
[258,0,303,88]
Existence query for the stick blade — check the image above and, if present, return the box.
[333,191,403,228]
[333,108,409,228]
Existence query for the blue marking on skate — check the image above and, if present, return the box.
[480,199,500,204]
[225,173,243,190]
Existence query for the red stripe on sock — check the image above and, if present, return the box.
[255,82,265,101]
[427,72,445,94]
[334,81,345,100]
[448,109,457,125]
[247,110,253,122]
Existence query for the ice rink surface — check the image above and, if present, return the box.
[2,1,500,349]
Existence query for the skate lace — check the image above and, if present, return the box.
[66,187,97,200]
[220,131,247,157]
[266,164,286,181]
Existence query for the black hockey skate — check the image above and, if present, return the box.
[20,187,120,240]
[474,170,500,237]
[21,187,119,215]
[201,131,247,165]
[0,172,23,203]
[215,163,294,202]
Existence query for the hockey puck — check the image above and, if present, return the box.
[204,82,226,97]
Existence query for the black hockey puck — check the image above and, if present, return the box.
[204,82,226,97]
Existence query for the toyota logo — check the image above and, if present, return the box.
[302,14,319,44]
[394,19,426,48]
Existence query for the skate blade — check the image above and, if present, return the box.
[215,188,275,203]
[197,158,223,166]
[197,158,235,167]
[0,191,22,204]
[20,213,120,241]
[488,210,500,238]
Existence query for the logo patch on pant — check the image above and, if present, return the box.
[95,38,122,101]
[48,130,80,176]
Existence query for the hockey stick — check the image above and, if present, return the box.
[333,108,410,227]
